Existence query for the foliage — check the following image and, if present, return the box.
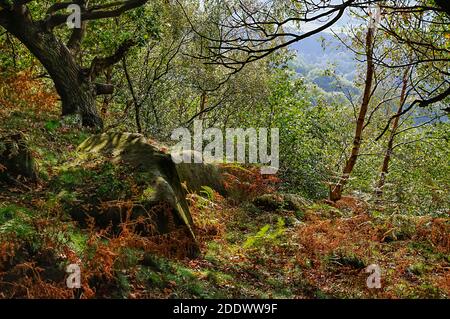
[222,164,280,202]
[0,0,448,300]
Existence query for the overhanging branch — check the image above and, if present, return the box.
[42,0,149,29]
[88,39,136,80]
[95,83,115,95]
[376,85,450,141]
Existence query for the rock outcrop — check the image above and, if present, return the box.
[174,150,227,196]
[67,132,199,256]
[0,132,37,183]
[253,193,309,212]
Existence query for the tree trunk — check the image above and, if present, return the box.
[101,68,113,116]
[330,26,375,201]
[199,91,207,120]
[0,10,103,128]
[122,57,141,133]
[375,67,410,198]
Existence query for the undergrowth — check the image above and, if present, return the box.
[0,75,448,299]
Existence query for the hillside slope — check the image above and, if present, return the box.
[0,102,448,299]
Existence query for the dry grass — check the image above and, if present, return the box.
[295,209,449,298]
[0,69,58,113]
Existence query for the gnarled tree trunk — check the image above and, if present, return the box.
[0,9,103,128]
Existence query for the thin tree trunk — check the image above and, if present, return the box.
[330,26,375,201]
[199,91,207,120]
[101,68,113,116]
[375,67,410,198]
[122,57,142,133]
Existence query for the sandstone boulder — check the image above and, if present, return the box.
[65,132,199,255]
[174,150,227,196]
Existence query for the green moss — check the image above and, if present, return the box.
[326,250,366,270]
[134,172,155,185]
[294,210,305,220]
[308,203,343,218]
[137,267,165,288]
[0,204,35,239]
[243,218,286,249]
[185,282,207,297]
[206,271,233,285]
[393,281,447,299]
[176,267,197,281]
[44,120,61,132]
[205,242,221,264]
[56,168,90,189]
[115,272,131,298]
[68,231,88,255]
[376,214,417,242]
[141,186,157,201]
[407,262,431,276]
[118,248,141,269]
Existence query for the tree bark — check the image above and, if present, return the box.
[330,26,375,201]
[199,91,207,120]
[101,68,114,116]
[375,67,410,198]
[122,57,142,133]
[0,8,103,128]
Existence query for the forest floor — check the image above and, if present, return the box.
[0,106,449,299]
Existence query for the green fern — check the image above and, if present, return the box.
[200,185,215,201]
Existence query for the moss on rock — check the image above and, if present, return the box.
[63,132,199,255]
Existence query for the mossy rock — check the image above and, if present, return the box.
[173,150,227,196]
[253,193,309,212]
[72,132,199,255]
[0,132,38,183]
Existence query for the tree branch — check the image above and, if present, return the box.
[43,0,149,29]
[376,85,450,141]
[95,83,115,95]
[88,39,136,80]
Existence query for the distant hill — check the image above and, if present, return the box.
[289,32,358,94]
